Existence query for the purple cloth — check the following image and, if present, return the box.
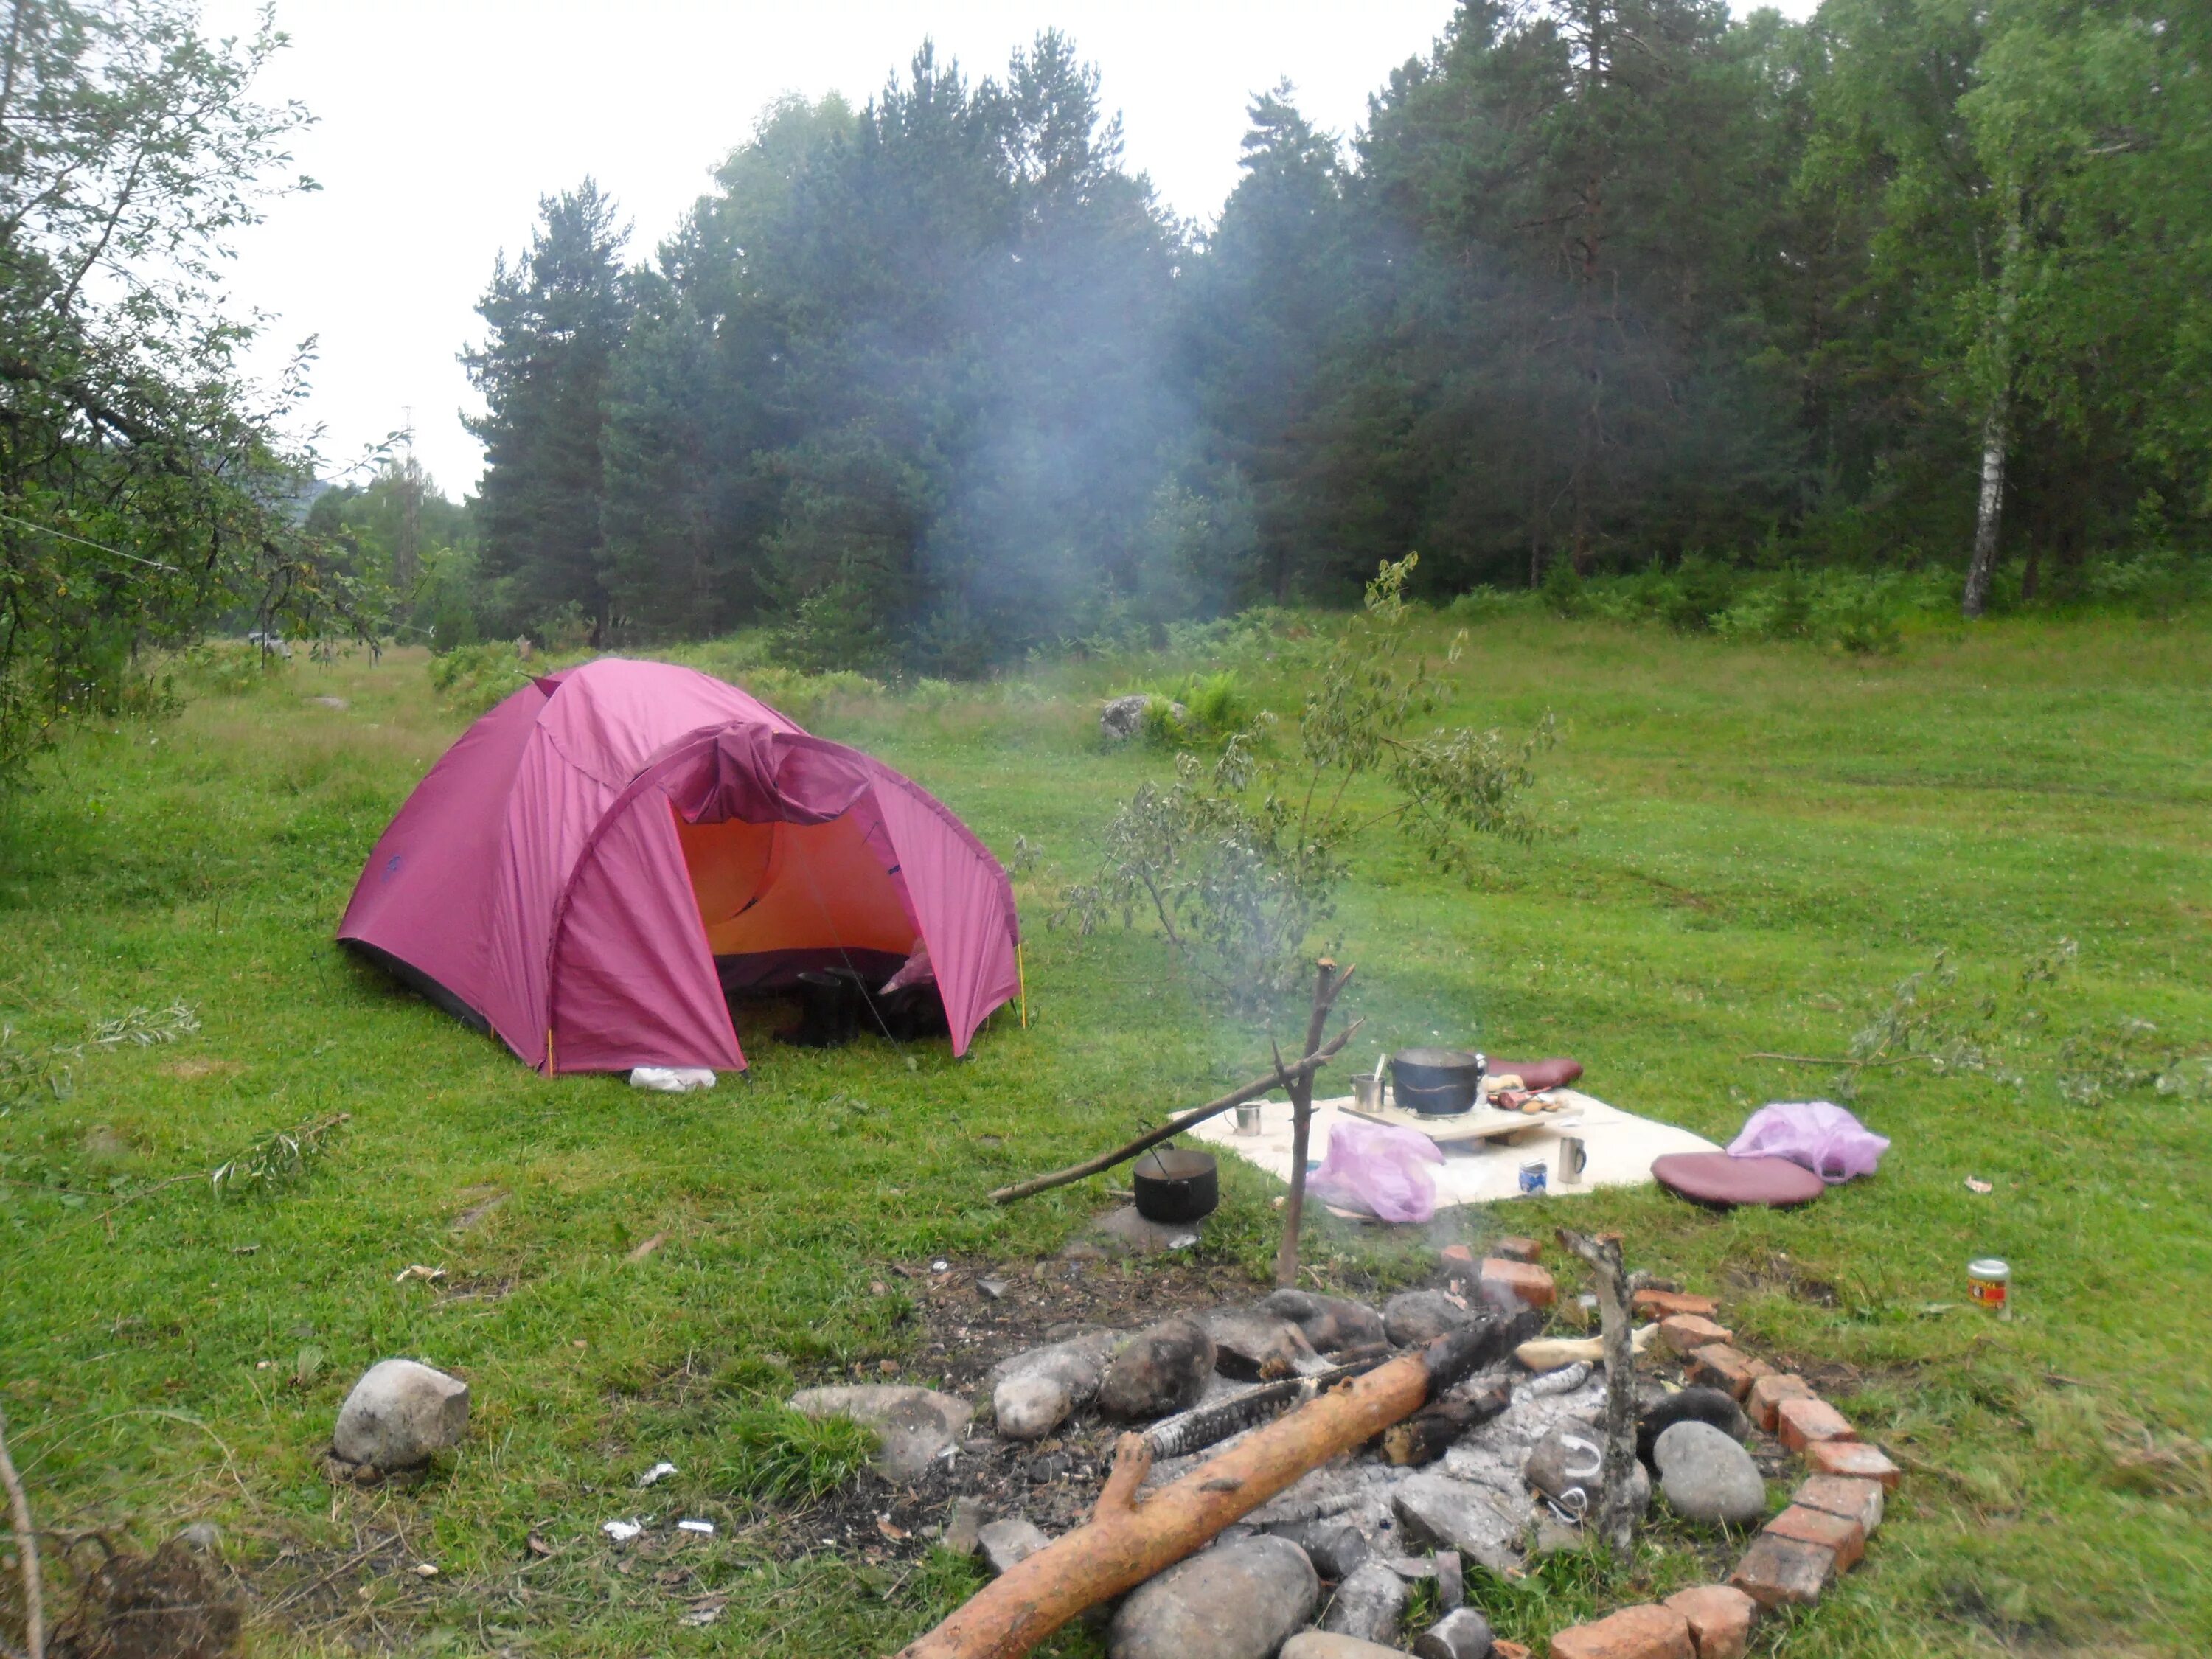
[1727,1101,1889,1184]
[338,657,1020,1073]
[1308,1119,1446,1223]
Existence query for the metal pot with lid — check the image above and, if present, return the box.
[1390,1046,1487,1116]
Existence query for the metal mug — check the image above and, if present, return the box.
[1352,1071,1385,1113]
[1556,1135,1588,1186]
[1234,1103,1264,1135]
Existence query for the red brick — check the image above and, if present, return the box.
[1632,1288,1718,1319]
[1792,1473,1885,1535]
[1775,1397,1857,1453]
[1802,1439,1900,1489]
[1745,1373,1815,1433]
[1440,1242,1478,1272]
[1729,1533,1836,1609]
[1658,1313,1734,1354]
[1661,1585,1758,1659]
[1764,1503,1865,1571]
[1494,1234,1543,1263]
[1494,1644,1535,1659]
[1687,1345,1766,1400]
[1548,1603,1694,1659]
[1481,1256,1557,1309]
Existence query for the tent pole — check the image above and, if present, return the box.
[1018,942,1029,1029]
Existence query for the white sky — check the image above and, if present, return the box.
[212,1,1819,498]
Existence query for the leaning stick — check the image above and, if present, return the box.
[890,1324,1496,1659]
[988,1019,1362,1205]
[1560,1227,1637,1562]
[1275,960,1352,1288]
[0,1410,44,1659]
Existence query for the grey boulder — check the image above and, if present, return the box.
[1099,1316,1217,1419]
[1391,1473,1525,1574]
[787,1384,971,1480]
[1654,1419,1768,1526]
[1636,1385,1750,1463]
[990,1329,1119,1440]
[1382,1290,1481,1348]
[1200,1307,1329,1381]
[978,1516,1051,1575]
[1414,1606,1495,1659]
[1284,1635,1404,1659]
[331,1359,470,1470]
[1259,1289,1388,1354]
[1318,1557,1408,1644]
[1109,1534,1320,1659]
[1101,695,1183,743]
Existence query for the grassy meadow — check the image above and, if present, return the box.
[1,609,2207,1657]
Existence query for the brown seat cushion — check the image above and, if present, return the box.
[1652,1151,1826,1210]
[1487,1057,1583,1091]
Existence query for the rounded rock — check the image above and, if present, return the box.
[1108,1534,1320,1659]
[1655,1419,1768,1526]
[332,1359,470,1470]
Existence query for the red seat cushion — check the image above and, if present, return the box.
[1652,1152,1826,1209]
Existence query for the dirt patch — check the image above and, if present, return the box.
[49,1539,243,1659]
[1722,1250,1842,1308]
[159,1059,241,1082]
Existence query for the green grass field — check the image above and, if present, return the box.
[1,611,2206,1658]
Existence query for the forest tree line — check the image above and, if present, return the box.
[431,0,2208,672]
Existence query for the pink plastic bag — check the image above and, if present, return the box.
[1727,1101,1889,1184]
[1307,1119,1446,1223]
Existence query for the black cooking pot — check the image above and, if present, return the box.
[1391,1046,1486,1116]
[1132,1147,1219,1224]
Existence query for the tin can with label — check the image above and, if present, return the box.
[1518,1158,1548,1194]
[1968,1257,2010,1315]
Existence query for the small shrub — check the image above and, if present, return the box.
[717,1406,878,1505]
[175,641,290,698]
[427,639,540,715]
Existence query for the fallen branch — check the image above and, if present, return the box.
[1382,1378,1512,1467]
[989,1020,1361,1206]
[891,1324,1498,1659]
[0,1410,45,1659]
[1559,1228,1636,1562]
[1514,1324,1658,1371]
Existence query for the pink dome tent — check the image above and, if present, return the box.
[338,658,1021,1074]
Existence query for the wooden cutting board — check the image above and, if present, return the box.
[1339,1093,1583,1145]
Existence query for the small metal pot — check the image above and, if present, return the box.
[1390,1046,1486,1116]
[1132,1147,1219,1224]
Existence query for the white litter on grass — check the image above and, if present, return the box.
[630,1067,716,1093]
[677,1520,715,1536]
[637,1461,678,1487]
[601,1520,643,1543]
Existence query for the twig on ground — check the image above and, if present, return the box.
[0,1410,46,1659]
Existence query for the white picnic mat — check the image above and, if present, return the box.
[1189,1089,1718,1211]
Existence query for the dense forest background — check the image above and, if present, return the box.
[375,0,2207,672]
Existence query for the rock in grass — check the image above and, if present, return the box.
[978,1517,1051,1575]
[1200,1306,1328,1380]
[1655,1420,1767,1526]
[1637,1385,1750,1464]
[1259,1289,1388,1354]
[1413,1605,1494,1659]
[1108,1534,1320,1659]
[1382,1290,1481,1348]
[787,1385,970,1480]
[1318,1557,1408,1644]
[1098,1316,1216,1419]
[331,1359,470,1470]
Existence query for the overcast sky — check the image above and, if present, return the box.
[211,1,1818,497]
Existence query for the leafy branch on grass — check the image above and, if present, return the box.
[1752,939,2205,1107]
[1060,555,1559,1017]
[3,1002,199,1115]
[91,1111,350,1237]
